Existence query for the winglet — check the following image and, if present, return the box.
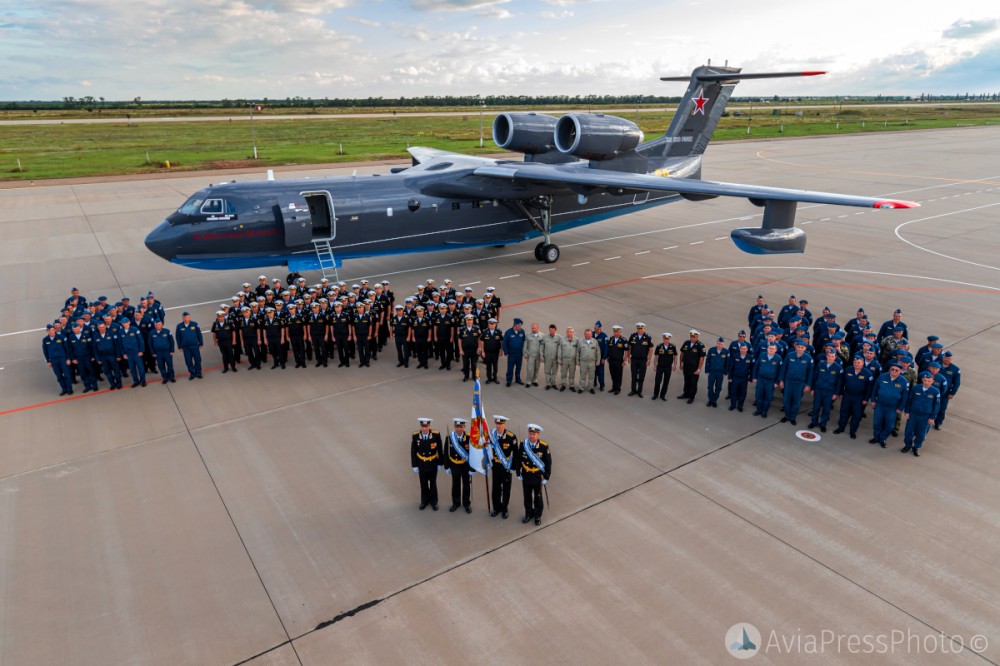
[873,200,921,209]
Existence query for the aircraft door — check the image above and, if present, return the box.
[276,195,312,247]
[302,191,336,241]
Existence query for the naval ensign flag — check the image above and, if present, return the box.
[469,375,490,475]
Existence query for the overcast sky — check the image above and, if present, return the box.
[1,0,998,100]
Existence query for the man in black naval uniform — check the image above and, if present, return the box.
[458,314,482,382]
[331,302,352,367]
[410,418,442,511]
[389,304,412,368]
[626,322,653,398]
[488,415,518,519]
[237,306,261,370]
[262,307,287,369]
[606,325,628,395]
[433,303,455,370]
[444,418,473,513]
[652,333,678,401]
[678,329,707,403]
[514,423,551,526]
[306,302,329,367]
[481,318,504,384]
[410,305,432,368]
[211,311,238,373]
[351,302,373,367]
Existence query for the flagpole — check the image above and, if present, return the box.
[543,484,550,509]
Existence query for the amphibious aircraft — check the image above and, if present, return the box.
[144,65,918,283]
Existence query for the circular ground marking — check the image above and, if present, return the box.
[795,430,821,442]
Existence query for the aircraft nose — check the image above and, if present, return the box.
[144,221,175,261]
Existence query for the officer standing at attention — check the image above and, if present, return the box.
[306,302,329,368]
[331,302,352,367]
[593,321,609,392]
[410,305,432,369]
[458,314,483,382]
[869,363,909,448]
[67,321,99,393]
[808,348,842,432]
[445,418,473,513]
[678,330,707,403]
[779,339,813,426]
[541,324,562,390]
[523,322,543,388]
[559,327,581,392]
[481,318,504,383]
[175,312,204,380]
[577,328,599,394]
[411,418,442,511]
[726,341,754,411]
[651,333,678,401]
[434,303,455,371]
[211,311,238,373]
[502,318,526,387]
[626,323,653,398]
[488,416,518,519]
[351,302,373,367]
[834,355,872,438]
[514,424,551,526]
[262,307,287,369]
[751,342,783,418]
[606,325,628,395]
[389,304,411,368]
[119,317,147,387]
[93,321,123,390]
[149,319,177,384]
[42,324,73,396]
[901,371,941,457]
[704,337,729,407]
[285,304,308,368]
[935,352,960,430]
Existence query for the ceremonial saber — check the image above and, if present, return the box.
[544,483,549,509]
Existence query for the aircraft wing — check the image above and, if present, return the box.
[473,164,919,210]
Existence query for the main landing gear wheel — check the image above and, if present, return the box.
[534,242,546,261]
[542,244,560,264]
[287,271,303,285]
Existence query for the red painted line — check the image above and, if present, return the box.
[6,274,996,417]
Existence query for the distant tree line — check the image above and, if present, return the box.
[1,92,998,112]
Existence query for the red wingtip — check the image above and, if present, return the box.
[801,71,826,76]
[873,200,921,209]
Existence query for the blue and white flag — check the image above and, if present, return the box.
[468,376,490,475]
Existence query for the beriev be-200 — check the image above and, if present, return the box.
[145,65,918,283]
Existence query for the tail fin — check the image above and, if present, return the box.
[642,66,825,160]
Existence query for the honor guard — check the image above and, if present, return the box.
[411,418,442,511]
[445,418,473,513]
[652,333,678,401]
[488,416,517,518]
[175,312,204,380]
[514,424,552,526]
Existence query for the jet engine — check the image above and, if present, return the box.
[554,114,644,161]
[492,112,559,155]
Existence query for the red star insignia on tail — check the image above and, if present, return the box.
[693,89,708,115]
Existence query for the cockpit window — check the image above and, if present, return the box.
[201,199,224,215]
[178,194,206,216]
[175,192,236,219]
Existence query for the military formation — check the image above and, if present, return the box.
[410,416,551,525]
[45,281,960,460]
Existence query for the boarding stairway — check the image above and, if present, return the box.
[312,239,340,282]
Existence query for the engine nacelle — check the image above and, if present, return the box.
[493,112,559,155]
[554,114,643,161]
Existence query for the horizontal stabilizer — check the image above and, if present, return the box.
[659,71,825,82]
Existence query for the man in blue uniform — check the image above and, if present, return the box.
[901,371,941,457]
[149,319,177,384]
[834,355,873,439]
[502,318,526,387]
[808,348,842,432]
[119,317,147,387]
[42,325,73,395]
[726,341,754,412]
[67,320,99,393]
[175,312,204,380]
[752,343,783,418]
[704,337,729,407]
[935,352,960,430]
[780,339,813,426]
[593,321,608,392]
[869,363,909,447]
[93,321,123,390]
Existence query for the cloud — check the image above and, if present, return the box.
[942,18,999,39]
[410,0,510,12]
[477,6,513,18]
[346,15,381,27]
[540,10,574,18]
[80,80,92,87]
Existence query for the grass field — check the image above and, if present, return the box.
[2,104,998,181]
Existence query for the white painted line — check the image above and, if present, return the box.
[714,236,727,241]
[634,250,650,255]
[663,246,678,250]
[604,256,621,261]
[571,262,590,267]
[739,216,753,221]
[801,220,813,225]
[537,268,556,273]
[459,281,480,287]
[820,218,831,222]
[894,201,1000,271]
[837,214,849,218]
[689,241,704,245]
[498,274,519,280]
[854,211,866,215]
